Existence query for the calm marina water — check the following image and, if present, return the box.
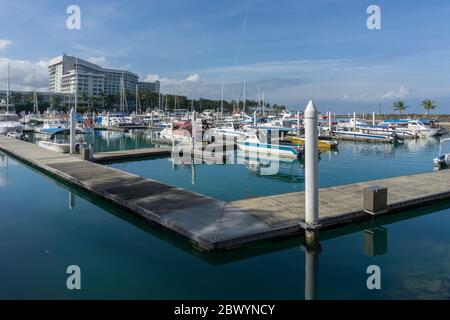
[109,134,447,201]
[1,131,449,299]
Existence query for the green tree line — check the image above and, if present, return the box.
[6,90,288,114]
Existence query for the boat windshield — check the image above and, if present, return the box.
[0,114,19,122]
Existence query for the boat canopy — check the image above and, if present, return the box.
[248,126,295,132]
[379,120,409,124]
[40,128,82,136]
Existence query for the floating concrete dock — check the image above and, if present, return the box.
[92,147,172,163]
[1,135,450,251]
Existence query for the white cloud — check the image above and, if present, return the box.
[0,58,49,91]
[186,73,200,82]
[87,56,107,66]
[0,39,12,51]
[381,86,411,100]
[144,74,160,82]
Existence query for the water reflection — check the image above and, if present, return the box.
[364,227,388,257]
[0,153,7,186]
[69,191,76,210]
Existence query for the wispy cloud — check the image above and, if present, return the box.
[186,73,200,82]
[0,58,48,91]
[381,86,411,100]
[0,39,12,51]
[87,56,108,66]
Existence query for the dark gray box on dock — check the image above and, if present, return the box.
[81,147,91,161]
[363,186,387,215]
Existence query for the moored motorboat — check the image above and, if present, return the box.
[332,129,402,143]
[237,126,301,158]
[433,154,450,168]
[287,135,338,149]
[37,128,80,153]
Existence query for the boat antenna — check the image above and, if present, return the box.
[220,81,224,116]
[243,80,246,113]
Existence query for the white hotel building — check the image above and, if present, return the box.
[48,54,159,97]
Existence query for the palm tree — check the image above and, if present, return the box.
[80,92,89,109]
[393,100,408,115]
[99,90,106,110]
[421,99,437,115]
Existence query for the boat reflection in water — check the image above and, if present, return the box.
[236,149,305,183]
[83,129,157,153]
[0,153,7,186]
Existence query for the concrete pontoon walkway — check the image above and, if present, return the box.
[1,135,450,250]
[92,147,172,163]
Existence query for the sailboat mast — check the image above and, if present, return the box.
[191,83,194,112]
[135,84,139,114]
[74,57,78,113]
[220,81,224,115]
[6,62,9,107]
[33,69,38,113]
[158,86,161,110]
[262,91,265,116]
[243,80,246,113]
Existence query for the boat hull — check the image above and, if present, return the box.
[37,141,71,153]
[237,141,299,158]
[333,131,396,143]
[288,136,338,149]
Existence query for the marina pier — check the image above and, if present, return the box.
[1,134,450,251]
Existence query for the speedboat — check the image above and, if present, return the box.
[37,128,80,153]
[434,138,450,168]
[333,128,402,143]
[159,121,193,143]
[433,154,450,168]
[237,126,301,158]
[211,120,246,140]
[287,135,338,149]
[378,119,442,137]
[37,118,68,131]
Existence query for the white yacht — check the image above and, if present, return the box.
[237,126,301,158]
[434,138,450,168]
[36,118,68,132]
[37,128,79,153]
[378,119,442,137]
[211,120,246,140]
[100,113,131,127]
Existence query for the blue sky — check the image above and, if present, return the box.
[1,0,450,113]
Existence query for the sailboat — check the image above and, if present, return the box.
[1,63,23,137]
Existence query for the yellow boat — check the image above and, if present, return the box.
[287,136,338,149]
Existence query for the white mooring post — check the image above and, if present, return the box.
[328,111,332,133]
[372,111,376,126]
[69,107,76,154]
[353,112,356,130]
[304,100,319,227]
[191,111,197,156]
[253,111,257,126]
[106,112,110,128]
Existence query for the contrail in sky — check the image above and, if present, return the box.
[234,17,247,66]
